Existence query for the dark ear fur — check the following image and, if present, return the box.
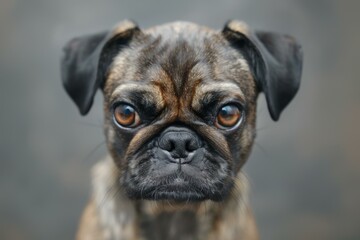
[61,20,140,115]
[223,20,303,121]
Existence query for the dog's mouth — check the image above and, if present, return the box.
[137,183,208,202]
[132,173,208,202]
[123,163,233,202]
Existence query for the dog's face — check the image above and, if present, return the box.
[102,22,259,202]
[61,20,302,202]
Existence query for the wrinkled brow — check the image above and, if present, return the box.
[191,82,245,110]
[110,83,165,110]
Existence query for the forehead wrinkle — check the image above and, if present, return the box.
[187,61,210,81]
[110,83,164,105]
[159,39,199,96]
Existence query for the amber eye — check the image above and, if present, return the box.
[216,105,242,128]
[113,104,141,128]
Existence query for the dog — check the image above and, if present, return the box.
[61,20,303,240]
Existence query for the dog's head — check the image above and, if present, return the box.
[61,20,302,202]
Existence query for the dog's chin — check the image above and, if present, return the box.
[124,173,233,202]
[137,186,209,202]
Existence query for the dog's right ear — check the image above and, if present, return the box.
[61,20,141,115]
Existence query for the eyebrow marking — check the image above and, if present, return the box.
[195,82,245,99]
[191,82,245,112]
[112,83,141,96]
[110,83,165,106]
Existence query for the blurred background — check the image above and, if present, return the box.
[1,0,359,239]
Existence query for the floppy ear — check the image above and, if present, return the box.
[61,20,141,115]
[222,20,303,121]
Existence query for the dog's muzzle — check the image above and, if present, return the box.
[123,125,232,202]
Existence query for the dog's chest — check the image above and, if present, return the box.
[139,211,199,240]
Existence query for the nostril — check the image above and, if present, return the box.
[185,138,199,152]
[159,137,175,152]
[169,140,175,152]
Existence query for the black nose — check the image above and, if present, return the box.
[158,128,201,163]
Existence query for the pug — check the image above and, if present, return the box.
[61,20,303,240]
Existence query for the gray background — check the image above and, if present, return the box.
[1,0,359,239]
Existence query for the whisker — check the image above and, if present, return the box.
[256,124,270,132]
[75,121,103,128]
[99,183,117,208]
[81,141,106,163]
[98,166,122,208]
[253,141,269,158]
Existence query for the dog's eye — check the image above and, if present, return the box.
[114,104,141,128]
[216,105,242,129]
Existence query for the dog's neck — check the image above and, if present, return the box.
[92,157,252,240]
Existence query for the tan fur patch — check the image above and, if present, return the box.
[226,20,250,36]
[112,20,138,35]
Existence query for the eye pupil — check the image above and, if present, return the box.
[114,104,140,127]
[220,106,233,117]
[123,106,134,115]
[216,105,241,128]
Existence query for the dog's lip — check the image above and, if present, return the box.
[146,189,207,202]
[151,164,202,182]
[162,175,191,187]
[136,182,208,202]
[163,171,206,188]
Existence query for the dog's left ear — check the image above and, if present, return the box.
[61,20,141,115]
[222,20,303,121]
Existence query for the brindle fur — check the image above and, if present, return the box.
[61,20,302,240]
